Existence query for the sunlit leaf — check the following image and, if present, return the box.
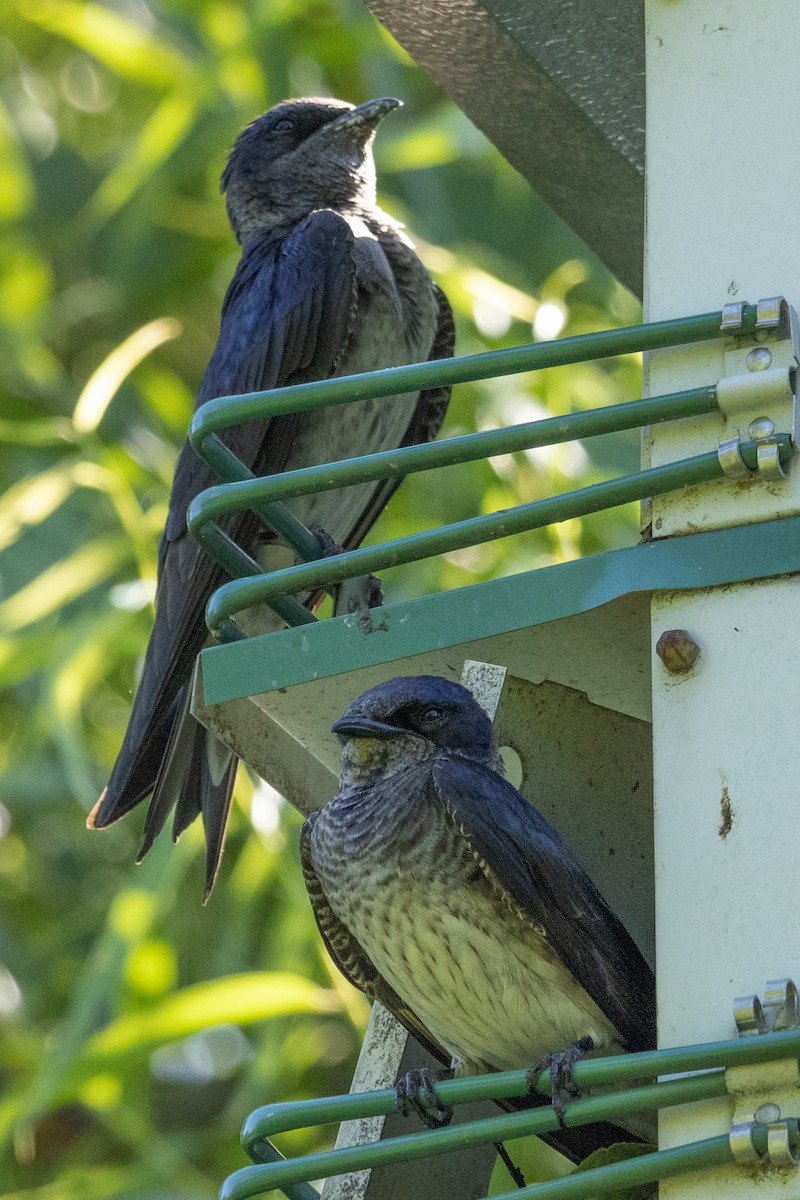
[18,0,194,88]
[382,129,458,171]
[88,972,340,1058]
[88,89,202,219]
[0,102,33,222]
[0,242,52,327]
[73,317,182,433]
[0,535,130,632]
[0,417,75,444]
[0,1165,132,1200]
[0,628,70,686]
[0,463,78,550]
[1,840,188,1147]
[573,1141,657,1200]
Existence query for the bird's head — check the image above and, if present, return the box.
[221,96,401,244]
[332,675,495,783]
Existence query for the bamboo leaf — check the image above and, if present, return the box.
[18,0,194,88]
[73,317,182,433]
[0,535,130,631]
[88,90,202,219]
[87,972,340,1059]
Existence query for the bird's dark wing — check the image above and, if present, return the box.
[299,811,449,1065]
[94,211,359,892]
[340,283,454,551]
[431,754,656,1053]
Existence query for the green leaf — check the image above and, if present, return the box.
[573,1141,658,1200]
[0,535,130,631]
[87,972,340,1059]
[18,0,194,88]
[88,88,203,219]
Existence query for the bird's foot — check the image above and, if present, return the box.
[308,524,384,614]
[308,524,340,558]
[527,1035,595,1128]
[395,1066,453,1129]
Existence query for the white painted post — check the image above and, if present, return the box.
[645,3,800,1195]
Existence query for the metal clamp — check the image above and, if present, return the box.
[730,1119,800,1169]
[717,432,750,479]
[767,1120,800,1167]
[721,296,786,334]
[734,978,800,1035]
[756,297,787,332]
[756,437,789,481]
[734,993,768,1036]
[729,1119,762,1164]
[721,302,749,333]
[763,979,799,1030]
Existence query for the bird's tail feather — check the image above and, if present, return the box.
[200,739,238,900]
[134,685,237,897]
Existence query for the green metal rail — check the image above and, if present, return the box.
[220,1027,800,1200]
[198,437,791,638]
[186,303,788,640]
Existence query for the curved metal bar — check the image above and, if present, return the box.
[187,386,719,535]
[191,308,751,449]
[205,438,793,637]
[222,1076,726,1200]
[240,1025,800,1153]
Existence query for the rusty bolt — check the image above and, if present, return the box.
[656,629,700,674]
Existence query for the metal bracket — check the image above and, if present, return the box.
[717,432,750,480]
[734,978,800,1036]
[720,296,792,337]
[727,979,800,1170]
[717,431,790,482]
[755,296,789,333]
[729,1118,800,1168]
[721,301,749,333]
[716,296,799,459]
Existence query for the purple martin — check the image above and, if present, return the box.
[302,675,656,1155]
[90,100,454,896]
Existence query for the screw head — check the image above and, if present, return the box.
[746,346,773,371]
[754,1103,782,1125]
[656,629,700,674]
[749,416,776,439]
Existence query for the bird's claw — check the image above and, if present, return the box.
[395,1066,453,1128]
[308,524,340,558]
[308,524,385,613]
[527,1035,595,1129]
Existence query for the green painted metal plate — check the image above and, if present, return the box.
[198,515,800,708]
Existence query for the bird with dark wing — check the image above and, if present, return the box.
[90,100,454,897]
[302,675,656,1158]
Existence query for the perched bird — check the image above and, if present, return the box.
[302,675,656,1155]
[90,99,454,896]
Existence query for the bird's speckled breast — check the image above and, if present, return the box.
[310,747,618,1073]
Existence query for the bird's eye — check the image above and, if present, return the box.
[272,117,294,133]
[420,706,445,724]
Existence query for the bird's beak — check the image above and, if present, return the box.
[331,714,404,740]
[326,97,402,137]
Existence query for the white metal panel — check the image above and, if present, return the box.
[645,2,800,1194]
[646,1,800,535]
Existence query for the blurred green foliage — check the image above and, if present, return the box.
[0,1,641,1196]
